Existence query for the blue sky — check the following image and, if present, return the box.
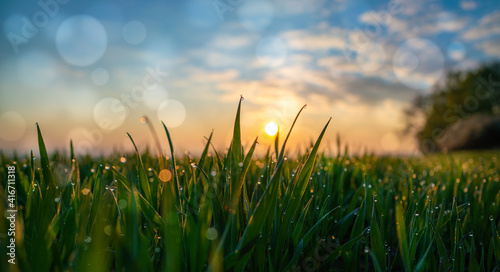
[0,0,499,155]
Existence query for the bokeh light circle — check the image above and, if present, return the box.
[238,0,274,31]
[256,36,287,67]
[122,21,147,45]
[393,38,444,89]
[91,67,109,86]
[93,98,127,131]
[447,41,466,61]
[0,111,26,142]
[56,15,108,66]
[157,100,186,128]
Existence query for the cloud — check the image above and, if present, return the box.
[281,27,348,51]
[476,38,500,57]
[208,34,255,50]
[460,1,477,10]
[187,68,240,82]
[462,11,500,40]
[275,0,346,16]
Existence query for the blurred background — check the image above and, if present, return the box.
[0,0,499,156]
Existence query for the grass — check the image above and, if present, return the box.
[1,99,500,271]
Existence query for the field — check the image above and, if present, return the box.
[1,100,499,272]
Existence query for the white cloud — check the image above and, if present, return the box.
[188,68,240,82]
[477,38,500,57]
[281,27,348,51]
[460,1,477,10]
[462,11,500,40]
[209,34,255,49]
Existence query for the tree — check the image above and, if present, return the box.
[404,62,500,153]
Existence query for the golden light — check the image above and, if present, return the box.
[265,122,278,136]
[159,169,172,182]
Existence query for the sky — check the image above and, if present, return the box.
[0,0,499,156]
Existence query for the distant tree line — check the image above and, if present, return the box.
[403,62,500,153]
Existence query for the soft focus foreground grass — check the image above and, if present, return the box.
[0,100,499,272]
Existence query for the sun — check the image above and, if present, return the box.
[264,122,278,136]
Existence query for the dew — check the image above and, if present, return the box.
[364,247,369,253]
[155,247,161,253]
[257,181,261,185]
[84,236,92,243]
[468,231,473,237]
[105,165,110,170]
[205,228,218,240]
[104,225,112,236]
[240,95,244,101]
[268,246,271,250]
[34,184,38,187]
[191,162,197,168]
[54,197,60,203]
[179,187,184,191]
[211,170,216,176]
[256,142,259,146]
[120,157,127,163]
[238,162,244,167]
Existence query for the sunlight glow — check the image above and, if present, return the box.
[265,121,278,136]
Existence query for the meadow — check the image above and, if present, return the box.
[1,99,499,272]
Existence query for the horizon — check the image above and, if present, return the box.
[1,0,499,156]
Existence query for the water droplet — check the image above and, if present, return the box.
[179,187,184,191]
[268,246,271,250]
[155,247,160,253]
[34,183,38,187]
[364,247,369,253]
[238,162,243,167]
[120,157,127,163]
[257,181,261,185]
[140,116,148,124]
[84,236,92,243]
[469,231,473,237]
[55,197,60,203]
[256,142,259,146]
[211,170,216,176]
[191,162,197,168]
[206,228,218,240]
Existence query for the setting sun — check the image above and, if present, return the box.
[264,121,278,136]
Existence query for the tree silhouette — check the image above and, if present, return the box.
[404,62,500,153]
